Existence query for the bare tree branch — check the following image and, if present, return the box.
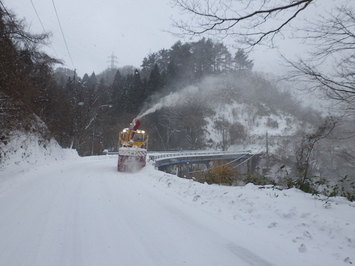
[171,0,314,46]
[0,4,50,46]
[284,4,355,114]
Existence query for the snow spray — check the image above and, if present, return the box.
[136,85,199,119]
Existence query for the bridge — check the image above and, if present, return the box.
[148,150,261,178]
[105,149,263,178]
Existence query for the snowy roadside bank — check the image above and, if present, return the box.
[0,131,78,177]
[141,163,355,265]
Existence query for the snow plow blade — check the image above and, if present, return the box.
[117,147,147,172]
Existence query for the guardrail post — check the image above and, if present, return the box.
[186,162,190,178]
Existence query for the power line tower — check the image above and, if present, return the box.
[107,52,118,69]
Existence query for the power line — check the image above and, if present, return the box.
[51,0,75,69]
[29,0,58,57]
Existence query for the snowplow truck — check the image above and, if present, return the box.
[117,119,148,172]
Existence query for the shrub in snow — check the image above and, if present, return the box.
[244,171,276,186]
[229,122,247,144]
[195,162,239,186]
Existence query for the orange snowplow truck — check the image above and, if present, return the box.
[117,119,148,172]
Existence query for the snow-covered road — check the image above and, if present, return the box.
[0,157,269,265]
[0,155,354,266]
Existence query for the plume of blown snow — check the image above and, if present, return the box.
[137,85,199,119]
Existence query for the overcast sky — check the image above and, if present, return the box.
[3,0,342,77]
[5,0,185,76]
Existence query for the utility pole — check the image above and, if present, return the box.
[266,131,269,172]
[73,69,77,83]
[222,127,225,151]
[107,52,118,69]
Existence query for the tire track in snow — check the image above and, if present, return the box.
[0,156,277,266]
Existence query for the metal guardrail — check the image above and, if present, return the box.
[103,150,253,162]
[103,150,251,158]
[148,150,252,162]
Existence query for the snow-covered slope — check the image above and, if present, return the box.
[204,101,312,153]
[0,130,78,178]
[0,140,354,265]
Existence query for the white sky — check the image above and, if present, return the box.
[3,0,344,77]
[5,0,184,76]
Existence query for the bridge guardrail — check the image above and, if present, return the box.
[104,150,253,161]
[148,150,252,162]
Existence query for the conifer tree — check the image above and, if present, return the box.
[146,64,162,96]
[234,49,254,71]
[111,70,123,113]
[126,69,144,113]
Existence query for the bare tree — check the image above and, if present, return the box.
[171,0,314,46]
[286,4,355,113]
[295,116,337,191]
[170,0,354,111]
[0,5,61,131]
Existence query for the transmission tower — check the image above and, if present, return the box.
[107,52,118,69]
